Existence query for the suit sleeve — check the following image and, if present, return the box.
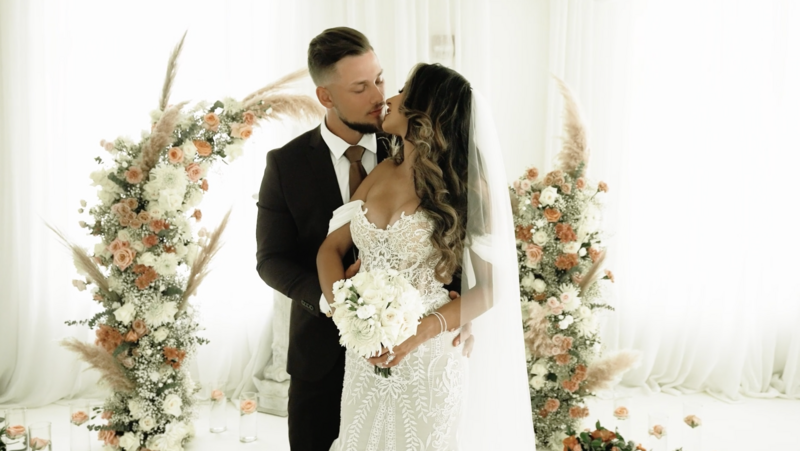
[256,150,322,315]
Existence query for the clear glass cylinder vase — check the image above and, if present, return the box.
[238,392,259,443]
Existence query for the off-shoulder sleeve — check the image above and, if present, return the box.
[327,200,365,236]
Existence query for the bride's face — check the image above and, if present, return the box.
[382,87,408,137]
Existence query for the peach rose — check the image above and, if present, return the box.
[201,179,209,191]
[142,234,159,248]
[242,111,256,125]
[569,406,590,419]
[5,424,26,439]
[562,435,580,451]
[614,406,629,420]
[193,140,213,157]
[101,410,113,420]
[636,445,647,451]
[544,398,560,412]
[538,408,549,418]
[649,424,665,439]
[533,293,547,302]
[240,399,257,415]
[598,181,609,192]
[562,380,579,392]
[124,198,138,210]
[544,170,565,187]
[526,167,539,180]
[185,163,203,182]
[543,208,561,222]
[576,178,586,189]
[555,223,577,242]
[591,429,616,442]
[125,167,144,184]
[138,211,152,223]
[124,330,139,342]
[167,147,184,164]
[530,192,541,208]
[117,203,132,216]
[192,209,202,221]
[71,410,90,426]
[555,354,571,365]
[211,389,224,402]
[239,125,253,139]
[561,184,571,195]
[684,414,702,428]
[129,219,142,229]
[204,113,220,128]
[113,248,136,271]
[107,238,128,253]
[525,244,544,265]
[132,319,148,336]
[555,253,579,270]
[547,297,561,310]
[29,437,50,450]
[571,273,583,285]
[560,337,574,352]
[98,429,116,443]
[604,269,615,283]
[588,247,602,263]
[149,219,169,233]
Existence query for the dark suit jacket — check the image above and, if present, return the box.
[256,126,392,381]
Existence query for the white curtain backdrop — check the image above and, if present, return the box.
[3,0,798,408]
[0,0,547,406]
[543,0,800,401]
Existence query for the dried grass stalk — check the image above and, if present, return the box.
[179,210,231,311]
[159,31,187,111]
[140,101,188,176]
[578,249,607,294]
[61,338,135,392]
[241,68,310,107]
[46,223,109,296]
[524,303,553,359]
[583,350,640,392]
[553,76,590,178]
[247,94,324,123]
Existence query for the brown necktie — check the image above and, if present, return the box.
[344,145,368,197]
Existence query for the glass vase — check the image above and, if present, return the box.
[209,381,228,433]
[69,402,91,451]
[238,392,259,443]
[647,412,669,451]
[28,422,51,451]
[2,407,27,451]
[682,401,703,451]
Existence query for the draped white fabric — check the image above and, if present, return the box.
[0,0,546,405]
[544,0,800,401]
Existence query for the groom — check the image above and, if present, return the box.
[256,27,467,451]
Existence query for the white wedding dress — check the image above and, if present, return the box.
[329,201,468,451]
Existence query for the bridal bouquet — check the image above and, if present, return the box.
[330,269,425,377]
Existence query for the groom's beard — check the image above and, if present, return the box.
[337,105,384,135]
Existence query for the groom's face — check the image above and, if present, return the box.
[324,51,386,133]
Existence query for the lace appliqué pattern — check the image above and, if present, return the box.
[330,207,467,451]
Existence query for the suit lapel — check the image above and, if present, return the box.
[305,126,344,210]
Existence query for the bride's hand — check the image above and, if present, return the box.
[365,316,439,369]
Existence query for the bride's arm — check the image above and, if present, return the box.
[316,167,379,307]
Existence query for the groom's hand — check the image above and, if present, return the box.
[448,291,475,358]
[344,259,361,279]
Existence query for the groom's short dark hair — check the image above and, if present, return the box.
[308,27,373,86]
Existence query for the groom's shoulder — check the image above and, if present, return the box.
[271,125,321,159]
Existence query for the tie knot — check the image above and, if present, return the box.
[345,145,364,164]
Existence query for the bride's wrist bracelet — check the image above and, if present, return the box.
[431,312,447,336]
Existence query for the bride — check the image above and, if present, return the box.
[318,63,535,450]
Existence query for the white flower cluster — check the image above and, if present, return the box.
[330,269,425,359]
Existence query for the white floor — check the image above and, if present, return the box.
[6,392,797,450]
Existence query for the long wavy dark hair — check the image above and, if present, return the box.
[392,63,472,284]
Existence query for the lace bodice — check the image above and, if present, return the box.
[351,205,450,313]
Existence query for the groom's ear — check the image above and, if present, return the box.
[316,86,334,109]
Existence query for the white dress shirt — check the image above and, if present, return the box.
[319,119,378,203]
[318,120,378,315]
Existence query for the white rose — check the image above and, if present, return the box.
[226,141,244,161]
[94,242,109,257]
[145,301,179,328]
[132,241,145,252]
[153,327,169,343]
[529,375,546,390]
[558,315,574,330]
[521,274,536,290]
[138,252,157,267]
[181,141,197,163]
[577,305,591,319]
[117,230,131,242]
[128,398,144,419]
[356,304,376,320]
[146,202,164,220]
[162,394,183,417]
[174,243,188,258]
[119,432,140,451]
[158,188,185,212]
[531,361,549,376]
[185,243,199,267]
[539,186,559,206]
[563,242,581,254]
[139,417,156,432]
[149,371,160,382]
[577,316,598,336]
[114,302,136,325]
[532,279,547,293]
[532,230,548,246]
[183,189,203,209]
[579,248,587,257]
